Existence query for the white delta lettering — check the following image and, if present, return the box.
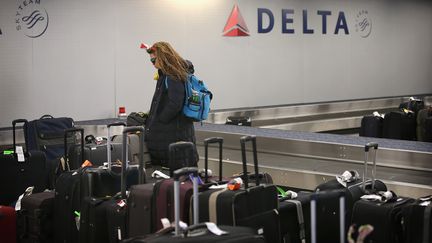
[258,8,349,35]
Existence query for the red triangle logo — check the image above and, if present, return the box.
[223,4,250,37]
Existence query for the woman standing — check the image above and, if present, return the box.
[144,41,198,172]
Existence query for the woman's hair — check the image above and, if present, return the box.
[150,42,189,82]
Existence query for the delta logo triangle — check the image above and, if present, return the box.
[223,4,250,37]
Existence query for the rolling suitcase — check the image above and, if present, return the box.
[359,114,383,138]
[351,191,414,243]
[278,191,312,243]
[225,116,252,126]
[152,141,198,231]
[401,195,432,243]
[315,142,387,242]
[197,135,280,243]
[79,125,142,243]
[382,110,417,140]
[203,137,273,186]
[105,126,147,243]
[122,167,266,243]
[112,132,151,166]
[17,191,55,243]
[53,128,86,243]
[24,114,74,161]
[310,191,346,243]
[417,107,432,142]
[67,122,127,169]
[0,205,17,243]
[0,119,48,206]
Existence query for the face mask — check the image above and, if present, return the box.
[150,57,156,65]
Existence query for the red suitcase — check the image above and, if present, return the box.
[0,205,17,243]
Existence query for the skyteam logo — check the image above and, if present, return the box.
[15,0,49,38]
[223,4,372,38]
[223,4,250,37]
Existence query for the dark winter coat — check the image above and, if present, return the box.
[144,70,198,169]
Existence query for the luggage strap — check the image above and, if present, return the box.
[424,206,431,243]
[286,199,306,243]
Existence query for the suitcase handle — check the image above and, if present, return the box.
[12,119,28,154]
[107,122,126,170]
[204,137,223,183]
[363,142,379,194]
[40,114,54,119]
[64,128,85,166]
[121,126,145,198]
[173,167,199,236]
[240,135,260,189]
[169,141,195,177]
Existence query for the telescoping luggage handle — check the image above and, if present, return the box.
[12,119,28,154]
[173,167,199,236]
[121,126,145,198]
[240,135,260,189]
[363,142,378,193]
[204,137,223,183]
[63,128,85,165]
[106,122,126,170]
[310,191,346,243]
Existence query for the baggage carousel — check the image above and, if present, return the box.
[1,95,431,198]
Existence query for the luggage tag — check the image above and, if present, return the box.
[16,146,25,162]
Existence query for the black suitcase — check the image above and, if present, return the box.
[53,128,86,243]
[383,110,417,140]
[401,195,432,243]
[279,191,312,243]
[417,107,432,142]
[351,192,415,243]
[122,167,266,243]
[310,190,347,243]
[225,116,252,126]
[359,114,383,138]
[0,119,48,206]
[24,114,74,161]
[17,191,55,243]
[197,135,279,243]
[79,126,145,243]
[67,122,127,169]
[315,142,387,242]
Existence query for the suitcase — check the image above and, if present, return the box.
[225,116,252,126]
[153,141,198,231]
[122,167,266,243]
[53,128,86,243]
[17,191,55,243]
[426,116,432,142]
[310,190,346,243]
[382,110,417,140]
[0,205,17,243]
[0,119,48,206]
[401,195,432,243]
[79,125,143,243]
[278,191,312,243]
[359,114,383,138]
[351,192,415,243]
[315,142,387,242]
[106,126,147,243]
[24,114,74,161]
[112,132,151,166]
[417,107,432,142]
[197,135,279,243]
[67,122,127,170]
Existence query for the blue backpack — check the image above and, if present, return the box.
[165,74,212,122]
